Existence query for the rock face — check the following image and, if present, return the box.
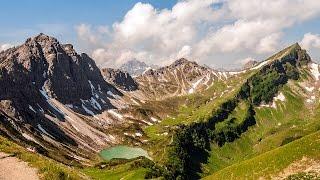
[120,59,157,76]
[101,68,138,91]
[135,58,234,99]
[0,33,121,108]
[0,33,124,164]
[243,60,258,69]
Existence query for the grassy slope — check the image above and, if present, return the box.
[0,135,149,180]
[143,71,254,163]
[204,130,320,180]
[202,72,320,178]
[83,164,147,180]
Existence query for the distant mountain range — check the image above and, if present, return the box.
[120,59,159,76]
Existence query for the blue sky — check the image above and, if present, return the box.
[0,0,176,26]
[0,0,176,43]
[1,0,320,69]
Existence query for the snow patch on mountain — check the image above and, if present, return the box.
[81,102,95,116]
[150,117,160,122]
[108,109,123,120]
[142,67,152,75]
[188,77,204,94]
[141,120,153,126]
[37,124,54,139]
[39,85,65,117]
[274,92,286,102]
[306,96,316,103]
[22,133,37,143]
[135,132,143,137]
[131,98,140,105]
[107,91,120,99]
[305,86,315,92]
[229,70,247,75]
[259,92,285,109]
[251,60,270,70]
[28,105,36,113]
[310,63,320,81]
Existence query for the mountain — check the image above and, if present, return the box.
[111,43,319,179]
[146,43,319,179]
[120,59,158,76]
[243,59,258,69]
[1,35,320,180]
[134,58,239,100]
[0,33,128,163]
[201,43,320,179]
[101,68,138,91]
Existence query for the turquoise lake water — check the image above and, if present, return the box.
[99,145,151,160]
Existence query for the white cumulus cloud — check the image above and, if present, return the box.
[300,33,320,50]
[75,0,320,68]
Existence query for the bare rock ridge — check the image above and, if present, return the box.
[101,68,138,91]
[134,58,234,99]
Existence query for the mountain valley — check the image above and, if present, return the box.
[0,34,320,180]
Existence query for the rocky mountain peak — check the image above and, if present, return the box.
[0,33,122,112]
[243,60,258,69]
[26,33,57,43]
[24,33,61,54]
[266,42,311,66]
[292,42,301,49]
[101,68,138,91]
[62,44,76,54]
[134,57,230,99]
[171,58,196,67]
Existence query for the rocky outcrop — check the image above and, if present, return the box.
[101,68,138,91]
[0,33,124,164]
[243,60,258,69]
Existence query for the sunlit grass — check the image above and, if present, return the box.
[202,83,320,178]
[0,136,83,180]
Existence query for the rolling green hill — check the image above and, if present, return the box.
[204,130,320,179]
